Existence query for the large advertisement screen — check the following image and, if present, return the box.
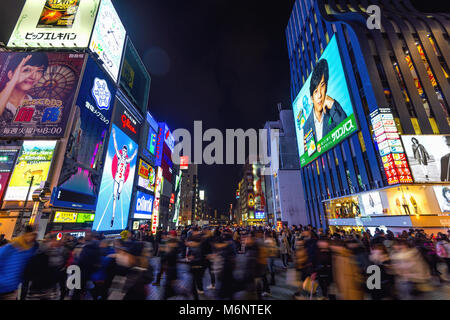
[0,52,84,139]
[89,0,126,82]
[133,190,154,219]
[401,135,450,183]
[293,35,358,167]
[93,124,138,232]
[52,57,115,210]
[4,141,56,201]
[119,38,151,114]
[112,97,141,143]
[7,0,100,49]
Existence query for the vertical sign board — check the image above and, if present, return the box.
[7,0,100,48]
[154,126,164,167]
[119,37,151,114]
[0,52,84,139]
[0,147,20,202]
[92,124,138,233]
[52,56,115,210]
[151,167,163,234]
[370,108,413,185]
[89,0,126,83]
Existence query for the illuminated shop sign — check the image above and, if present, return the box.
[370,108,412,185]
[151,167,163,234]
[134,191,154,219]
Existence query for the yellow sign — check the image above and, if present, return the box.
[54,211,78,223]
[248,194,255,208]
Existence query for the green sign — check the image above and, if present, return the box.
[76,213,95,223]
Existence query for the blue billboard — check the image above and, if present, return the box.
[133,190,154,219]
[93,124,138,232]
[52,57,116,210]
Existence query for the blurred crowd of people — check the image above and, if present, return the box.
[0,224,449,300]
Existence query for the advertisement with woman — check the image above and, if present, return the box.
[0,52,84,138]
[292,35,358,167]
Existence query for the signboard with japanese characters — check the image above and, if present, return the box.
[370,108,413,185]
[0,52,85,139]
[8,0,100,49]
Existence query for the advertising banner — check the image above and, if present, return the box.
[358,192,384,215]
[52,57,115,210]
[401,135,450,183]
[161,143,173,183]
[112,97,141,143]
[293,35,358,167]
[93,124,138,232]
[53,211,78,223]
[89,0,126,82]
[133,190,154,219]
[76,212,95,223]
[0,52,84,138]
[119,38,151,114]
[159,122,175,153]
[151,167,163,234]
[0,147,20,172]
[137,158,155,193]
[154,126,164,167]
[7,0,100,48]
[0,172,11,202]
[433,186,450,213]
[4,141,56,201]
[371,108,412,185]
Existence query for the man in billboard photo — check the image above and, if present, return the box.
[0,53,49,124]
[111,128,137,227]
[303,59,347,151]
[411,137,431,180]
[440,136,450,182]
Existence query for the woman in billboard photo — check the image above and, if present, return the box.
[411,137,431,180]
[303,59,347,151]
[0,53,49,124]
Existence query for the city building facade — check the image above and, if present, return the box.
[287,0,450,234]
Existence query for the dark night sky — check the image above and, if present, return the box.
[113,0,296,213]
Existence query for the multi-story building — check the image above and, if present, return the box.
[263,104,309,227]
[179,164,198,225]
[287,0,450,234]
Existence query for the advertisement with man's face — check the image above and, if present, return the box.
[4,141,56,201]
[0,52,84,138]
[293,35,358,167]
[7,0,100,48]
[89,0,126,82]
[433,186,450,213]
[52,57,115,210]
[93,124,138,232]
[401,135,450,183]
[137,159,155,192]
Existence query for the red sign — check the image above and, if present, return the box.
[121,114,137,134]
[180,156,189,170]
[170,193,175,204]
[0,172,11,202]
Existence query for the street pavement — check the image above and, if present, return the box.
[145,253,450,300]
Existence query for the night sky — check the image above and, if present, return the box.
[113,0,296,213]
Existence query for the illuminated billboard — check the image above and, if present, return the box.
[119,38,151,113]
[159,123,175,152]
[161,143,173,183]
[0,52,84,138]
[154,126,164,167]
[137,158,155,192]
[0,172,11,202]
[292,35,358,167]
[133,190,154,219]
[151,167,163,234]
[112,97,141,143]
[7,0,100,49]
[401,135,450,183]
[180,156,189,170]
[52,57,115,210]
[433,186,450,213]
[199,190,205,201]
[358,192,384,215]
[89,0,126,82]
[93,124,138,232]
[4,141,56,201]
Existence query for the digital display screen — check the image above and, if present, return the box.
[293,35,358,167]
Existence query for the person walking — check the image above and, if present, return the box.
[0,225,38,300]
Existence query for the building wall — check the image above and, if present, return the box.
[278,170,309,227]
[286,0,450,229]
